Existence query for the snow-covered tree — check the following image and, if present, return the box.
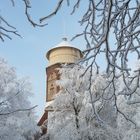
[1,1,140,112]
[40,64,140,140]
[0,58,39,140]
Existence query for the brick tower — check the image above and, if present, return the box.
[38,38,83,134]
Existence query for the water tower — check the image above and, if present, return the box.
[38,38,83,134]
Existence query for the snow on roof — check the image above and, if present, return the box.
[54,37,76,48]
[45,100,54,111]
[46,37,82,60]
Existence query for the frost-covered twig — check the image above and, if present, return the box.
[0,105,37,115]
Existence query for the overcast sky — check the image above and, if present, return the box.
[0,1,87,120]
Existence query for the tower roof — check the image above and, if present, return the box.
[54,37,75,48]
[46,38,82,60]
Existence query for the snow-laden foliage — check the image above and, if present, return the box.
[0,58,38,140]
[41,65,140,140]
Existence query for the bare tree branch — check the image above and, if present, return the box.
[22,0,47,27]
[0,105,38,115]
[0,0,47,41]
[40,0,64,23]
